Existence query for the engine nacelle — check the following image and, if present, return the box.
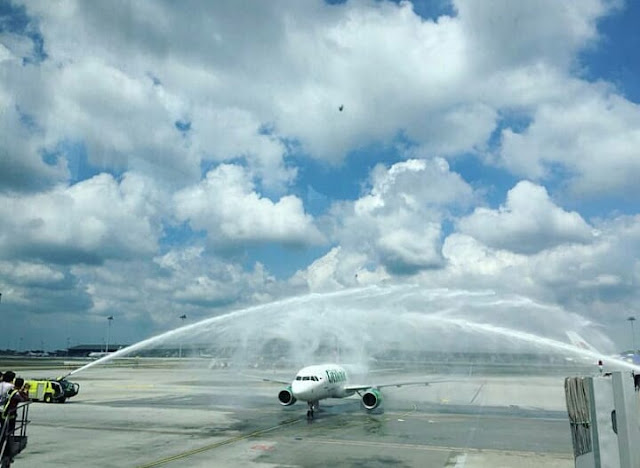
[361,388,383,410]
[278,386,297,406]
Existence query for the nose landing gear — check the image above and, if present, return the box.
[306,401,319,420]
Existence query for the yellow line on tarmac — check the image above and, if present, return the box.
[136,417,302,468]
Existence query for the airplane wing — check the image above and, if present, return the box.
[344,379,451,392]
[239,373,290,385]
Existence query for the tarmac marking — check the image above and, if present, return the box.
[31,422,206,436]
[468,382,485,404]
[135,417,302,468]
[311,438,574,458]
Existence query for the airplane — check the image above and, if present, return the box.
[88,351,113,359]
[264,363,440,419]
[566,331,640,370]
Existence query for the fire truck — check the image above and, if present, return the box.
[25,377,79,403]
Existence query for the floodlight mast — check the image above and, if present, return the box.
[106,315,114,353]
[179,314,187,357]
[628,316,636,353]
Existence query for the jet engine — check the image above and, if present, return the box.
[278,386,297,406]
[361,388,383,410]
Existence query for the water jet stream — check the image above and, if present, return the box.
[64,285,630,377]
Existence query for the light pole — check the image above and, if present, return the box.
[106,316,114,353]
[179,314,187,358]
[628,316,636,353]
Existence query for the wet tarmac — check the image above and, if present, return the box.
[3,358,577,467]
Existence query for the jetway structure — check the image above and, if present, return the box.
[566,372,640,468]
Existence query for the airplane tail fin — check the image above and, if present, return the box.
[566,331,600,354]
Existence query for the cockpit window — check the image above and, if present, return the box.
[296,374,326,382]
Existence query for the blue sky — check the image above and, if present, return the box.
[1,0,640,352]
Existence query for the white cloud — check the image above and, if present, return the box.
[325,158,473,275]
[190,107,295,193]
[3,0,640,347]
[0,31,35,60]
[0,261,65,287]
[0,43,13,63]
[417,213,640,323]
[458,181,594,254]
[377,224,444,271]
[0,101,69,192]
[153,247,276,308]
[0,172,164,263]
[145,246,287,322]
[290,246,389,292]
[499,89,640,196]
[63,246,280,333]
[7,0,629,197]
[454,0,610,69]
[174,164,324,246]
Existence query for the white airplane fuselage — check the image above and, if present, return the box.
[290,364,354,402]
[276,363,434,418]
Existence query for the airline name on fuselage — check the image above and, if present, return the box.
[326,368,346,384]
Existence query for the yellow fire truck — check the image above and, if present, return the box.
[25,378,79,403]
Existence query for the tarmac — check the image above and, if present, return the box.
[2,357,578,467]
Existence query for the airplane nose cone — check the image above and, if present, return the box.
[292,381,315,401]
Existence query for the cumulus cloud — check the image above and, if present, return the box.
[455,0,610,70]
[52,246,283,343]
[499,89,640,196]
[4,0,631,196]
[422,213,640,320]
[0,260,66,287]
[154,247,276,309]
[458,181,594,254]
[290,246,390,292]
[317,158,473,278]
[0,101,69,193]
[2,0,639,348]
[174,164,324,247]
[0,172,164,264]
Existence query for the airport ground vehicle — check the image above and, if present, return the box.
[25,378,79,403]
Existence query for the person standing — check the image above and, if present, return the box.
[0,371,15,406]
[2,377,29,433]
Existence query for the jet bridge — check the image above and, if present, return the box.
[0,402,31,468]
[565,371,640,468]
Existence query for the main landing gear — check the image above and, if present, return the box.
[306,401,319,420]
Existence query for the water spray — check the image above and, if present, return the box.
[62,284,629,378]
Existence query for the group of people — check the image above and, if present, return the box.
[0,371,30,434]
